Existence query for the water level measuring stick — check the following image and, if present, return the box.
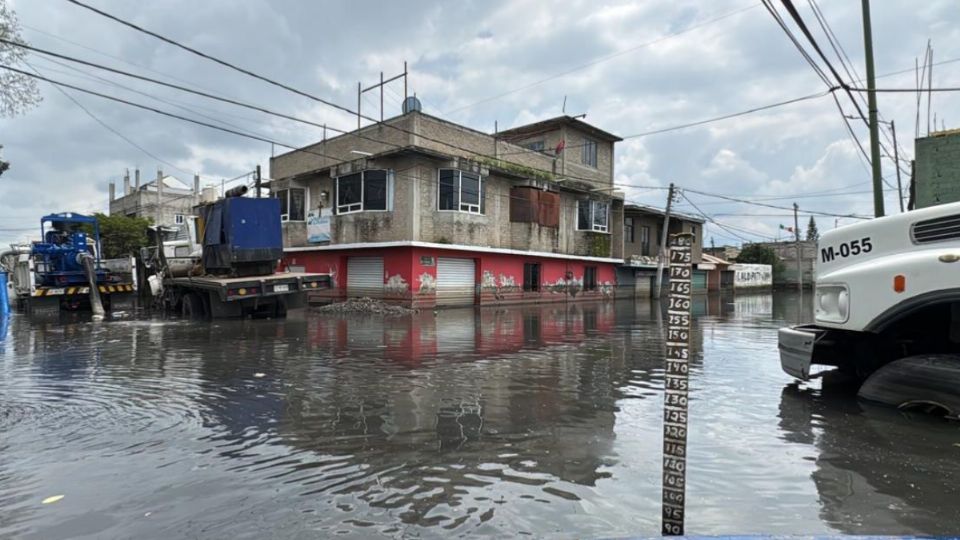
[662,233,693,535]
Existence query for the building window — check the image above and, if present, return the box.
[625,217,634,243]
[438,169,483,214]
[335,170,390,214]
[523,263,541,292]
[584,266,597,291]
[576,200,609,233]
[691,225,697,244]
[174,214,185,225]
[523,140,545,152]
[640,225,651,255]
[275,188,306,222]
[581,138,597,168]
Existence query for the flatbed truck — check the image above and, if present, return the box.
[145,190,329,319]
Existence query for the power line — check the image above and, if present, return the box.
[682,187,871,219]
[776,0,869,122]
[678,192,772,242]
[30,55,277,143]
[64,0,360,119]
[1,38,340,137]
[23,60,197,178]
[760,0,832,86]
[620,88,836,139]
[0,64,339,160]
[852,86,960,93]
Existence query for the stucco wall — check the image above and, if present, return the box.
[109,189,198,227]
[623,211,703,264]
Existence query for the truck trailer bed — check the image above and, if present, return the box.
[165,272,330,302]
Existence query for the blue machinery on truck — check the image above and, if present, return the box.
[147,189,329,319]
[0,213,135,313]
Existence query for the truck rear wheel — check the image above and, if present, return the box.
[858,354,960,418]
[181,292,206,320]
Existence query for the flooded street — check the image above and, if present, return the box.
[2,292,959,538]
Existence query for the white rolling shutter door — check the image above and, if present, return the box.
[436,257,476,306]
[347,257,384,298]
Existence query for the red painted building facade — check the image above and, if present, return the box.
[283,242,619,309]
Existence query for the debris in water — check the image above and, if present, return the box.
[313,297,417,316]
[253,373,266,378]
[41,495,64,505]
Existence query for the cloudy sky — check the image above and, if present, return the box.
[1,0,958,247]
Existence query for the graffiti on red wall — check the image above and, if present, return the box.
[481,271,520,300]
[418,273,436,294]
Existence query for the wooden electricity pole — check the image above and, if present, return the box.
[654,183,675,298]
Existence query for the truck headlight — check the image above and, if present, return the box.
[815,285,849,323]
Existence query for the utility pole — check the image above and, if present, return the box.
[156,168,163,226]
[794,203,802,292]
[861,0,885,218]
[890,120,904,212]
[254,165,262,198]
[654,183,675,298]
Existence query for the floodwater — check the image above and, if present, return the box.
[1,293,959,539]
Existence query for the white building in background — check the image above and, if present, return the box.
[108,168,201,226]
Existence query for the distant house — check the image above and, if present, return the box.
[109,169,200,227]
[747,240,816,287]
[618,203,705,297]
[269,111,626,308]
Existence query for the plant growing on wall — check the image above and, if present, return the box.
[585,232,610,257]
[477,157,554,182]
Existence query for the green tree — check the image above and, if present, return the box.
[806,216,820,242]
[736,244,784,275]
[90,213,152,259]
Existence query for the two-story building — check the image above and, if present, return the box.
[618,203,705,297]
[109,168,201,227]
[269,111,624,308]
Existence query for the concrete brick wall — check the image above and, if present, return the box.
[916,131,960,208]
[272,111,622,259]
[502,125,614,189]
[109,189,197,227]
[623,211,703,264]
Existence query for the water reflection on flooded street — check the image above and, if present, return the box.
[1,292,959,538]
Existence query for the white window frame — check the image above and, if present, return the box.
[276,187,308,222]
[576,200,610,233]
[581,138,598,168]
[437,169,484,215]
[335,170,393,215]
[174,214,185,225]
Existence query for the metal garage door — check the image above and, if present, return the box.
[436,257,476,306]
[692,270,708,292]
[347,257,384,298]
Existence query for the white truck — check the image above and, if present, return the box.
[779,200,960,417]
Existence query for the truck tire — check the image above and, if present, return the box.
[181,292,206,320]
[858,354,960,418]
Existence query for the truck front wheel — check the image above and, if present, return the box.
[858,354,960,418]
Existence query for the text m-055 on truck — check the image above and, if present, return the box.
[779,200,960,417]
